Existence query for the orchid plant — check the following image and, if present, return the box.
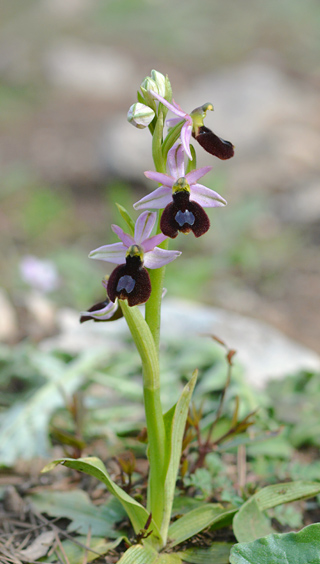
[44,70,235,561]
[42,70,320,564]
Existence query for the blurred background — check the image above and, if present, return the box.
[1,0,320,351]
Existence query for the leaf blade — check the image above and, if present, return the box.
[178,542,234,564]
[168,505,237,548]
[117,544,158,564]
[160,371,198,542]
[42,457,162,547]
[230,523,320,564]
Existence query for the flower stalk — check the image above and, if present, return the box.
[119,300,166,532]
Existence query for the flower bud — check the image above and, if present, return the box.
[140,70,169,108]
[150,70,166,97]
[127,103,155,129]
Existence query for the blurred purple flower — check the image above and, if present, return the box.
[20,255,60,293]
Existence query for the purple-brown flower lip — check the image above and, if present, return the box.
[107,249,151,307]
[160,186,210,239]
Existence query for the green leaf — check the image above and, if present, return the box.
[178,542,234,564]
[42,457,162,547]
[58,536,124,564]
[254,481,320,510]
[232,497,273,544]
[233,481,320,542]
[161,371,198,542]
[117,544,158,564]
[29,490,125,537]
[168,504,237,548]
[116,203,135,236]
[157,555,182,564]
[0,350,108,466]
[117,548,182,564]
[229,523,320,564]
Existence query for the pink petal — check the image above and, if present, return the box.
[134,211,156,243]
[180,123,193,160]
[186,166,212,185]
[144,170,174,188]
[89,242,127,264]
[167,143,185,179]
[142,233,167,252]
[190,184,227,207]
[144,247,181,269]
[111,224,134,247]
[150,91,186,118]
[133,186,172,210]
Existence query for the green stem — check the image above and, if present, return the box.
[119,301,166,532]
[162,121,183,161]
[145,237,168,352]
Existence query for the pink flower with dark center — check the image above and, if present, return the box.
[89,212,181,306]
[134,144,227,238]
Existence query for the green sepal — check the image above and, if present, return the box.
[185,145,197,173]
[137,90,146,105]
[116,203,135,236]
[160,370,198,543]
[41,457,162,548]
[165,75,173,104]
[159,75,172,123]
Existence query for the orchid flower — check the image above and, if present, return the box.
[89,211,181,306]
[134,143,227,238]
[150,90,234,161]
